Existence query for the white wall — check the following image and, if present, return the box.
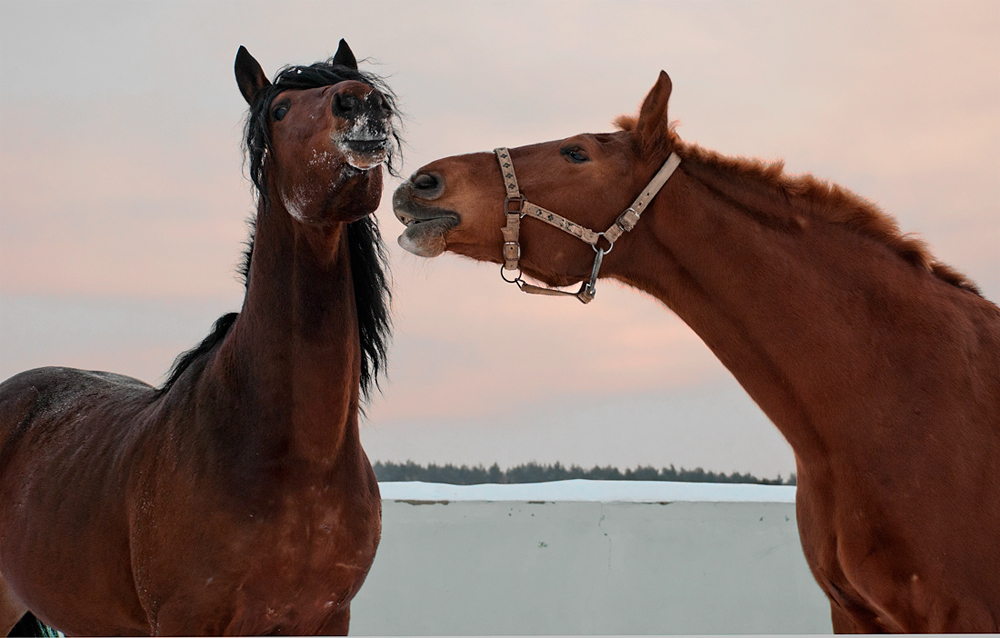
[350,481,833,635]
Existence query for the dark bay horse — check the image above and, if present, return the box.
[392,72,1000,632]
[0,41,395,635]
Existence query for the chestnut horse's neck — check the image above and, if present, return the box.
[214,201,362,467]
[611,146,991,468]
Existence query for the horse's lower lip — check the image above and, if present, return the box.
[344,139,387,153]
[396,215,459,257]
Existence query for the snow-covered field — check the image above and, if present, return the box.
[352,480,830,635]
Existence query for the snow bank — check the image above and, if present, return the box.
[378,478,796,503]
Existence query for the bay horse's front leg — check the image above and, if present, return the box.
[316,605,350,636]
[0,576,29,636]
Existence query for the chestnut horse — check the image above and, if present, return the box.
[0,42,395,636]
[392,72,1000,632]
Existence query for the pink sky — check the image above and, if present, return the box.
[2,1,997,477]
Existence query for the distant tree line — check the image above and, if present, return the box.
[373,460,795,486]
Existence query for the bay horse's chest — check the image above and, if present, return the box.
[259,480,381,586]
[228,491,380,632]
[134,469,381,634]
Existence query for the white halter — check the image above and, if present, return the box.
[494,147,681,303]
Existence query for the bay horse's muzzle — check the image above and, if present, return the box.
[331,83,392,169]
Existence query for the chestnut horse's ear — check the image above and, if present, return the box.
[235,46,271,105]
[636,71,673,151]
[332,39,358,70]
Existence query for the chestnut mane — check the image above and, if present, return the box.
[613,115,980,295]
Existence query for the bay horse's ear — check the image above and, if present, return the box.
[235,46,271,105]
[636,71,673,151]
[332,39,358,70]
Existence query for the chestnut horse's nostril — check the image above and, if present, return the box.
[410,172,443,200]
[413,173,438,190]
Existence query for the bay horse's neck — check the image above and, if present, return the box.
[612,148,975,468]
[216,202,362,467]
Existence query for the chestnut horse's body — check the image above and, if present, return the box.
[0,43,394,636]
[393,73,1000,632]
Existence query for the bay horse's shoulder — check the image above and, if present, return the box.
[1,366,152,395]
[0,367,155,460]
[0,366,154,423]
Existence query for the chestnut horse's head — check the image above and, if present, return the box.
[236,42,400,225]
[393,72,675,291]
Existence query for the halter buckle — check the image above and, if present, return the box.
[616,207,640,232]
[504,196,524,215]
[503,241,521,262]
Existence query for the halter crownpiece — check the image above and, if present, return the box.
[494,147,681,303]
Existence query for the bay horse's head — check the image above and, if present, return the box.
[237,42,400,225]
[392,72,675,295]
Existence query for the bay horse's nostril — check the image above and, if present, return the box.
[370,92,390,114]
[333,92,360,118]
[411,172,443,199]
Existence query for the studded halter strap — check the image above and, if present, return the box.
[494,147,681,304]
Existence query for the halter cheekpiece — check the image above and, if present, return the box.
[494,147,681,303]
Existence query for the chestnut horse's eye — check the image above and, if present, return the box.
[272,104,289,121]
[561,147,589,163]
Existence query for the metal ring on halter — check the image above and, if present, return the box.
[500,263,523,284]
[594,233,615,255]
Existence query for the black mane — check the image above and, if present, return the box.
[346,214,392,400]
[160,55,396,402]
[159,312,238,393]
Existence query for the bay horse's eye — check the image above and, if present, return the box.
[561,147,589,163]
[272,104,289,121]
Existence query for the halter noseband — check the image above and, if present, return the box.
[494,147,681,303]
